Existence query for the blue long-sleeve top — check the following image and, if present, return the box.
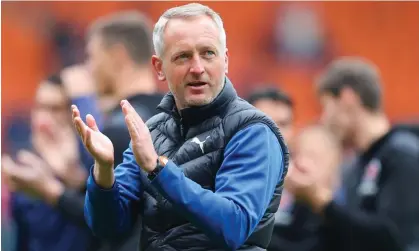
[84,123,284,250]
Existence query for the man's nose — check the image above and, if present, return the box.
[189,56,205,75]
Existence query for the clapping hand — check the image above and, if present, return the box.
[121,100,158,173]
[72,105,114,169]
[285,158,333,213]
[34,119,86,189]
[71,100,158,181]
[2,151,64,205]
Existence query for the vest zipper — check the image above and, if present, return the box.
[179,117,185,138]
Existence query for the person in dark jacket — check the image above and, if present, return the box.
[72,3,289,251]
[85,10,164,166]
[286,57,419,251]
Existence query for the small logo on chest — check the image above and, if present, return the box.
[358,158,382,196]
[191,136,210,154]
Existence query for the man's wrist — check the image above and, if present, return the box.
[93,161,115,189]
[144,161,157,173]
[147,156,168,180]
[144,154,164,173]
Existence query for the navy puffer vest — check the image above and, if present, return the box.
[140,79,289,251]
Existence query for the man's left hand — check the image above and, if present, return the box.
[285,158,333,213]
[1,150,65,205]
[121,100,158,173]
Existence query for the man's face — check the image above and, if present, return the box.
[86,34,115,96]
[319,93,353,142]
[152,15,228,109]
[32,82,70,132]
[253,99,293,142]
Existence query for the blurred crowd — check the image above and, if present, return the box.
[1,2,419,251]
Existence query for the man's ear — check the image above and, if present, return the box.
[151,55,166,81]
[224,48,229,74]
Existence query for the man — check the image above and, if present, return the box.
[247,88,297,250]
[286,57,419,251]
[2,66,110,251]
[86,10,163,165]
[71,11,164,251]
[266,124,343,251]
[73,3,289,250]
[274,125,342,251]
[248,88,337,251]
[248,87,294,143]
[2,74,92,251]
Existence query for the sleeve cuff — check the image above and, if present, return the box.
[86,165,119,202]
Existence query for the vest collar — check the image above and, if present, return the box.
[157,78,237,125]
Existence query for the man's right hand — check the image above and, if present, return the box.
[72,105,115,188]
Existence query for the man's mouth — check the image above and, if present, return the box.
[187,82,207,87]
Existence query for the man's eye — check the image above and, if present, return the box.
[204,51,215,57]
[174,54,190,61]
[178,54,188,59]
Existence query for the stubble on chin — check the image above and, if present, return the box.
[185,96,214,107]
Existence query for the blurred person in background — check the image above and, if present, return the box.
[248,87,294,143]
[3,10,165,251]
[248,88,344,251]
[247,87,295,249]
[275,125,342,251]
[86,10,163,166]
[74,3,288,250]
[286,57,419,251]
[81,10,164,251]
[2,74,92,251]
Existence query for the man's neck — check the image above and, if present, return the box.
[114,66,157,101]
[354,111,390,151]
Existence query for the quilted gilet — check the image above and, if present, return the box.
[140,79,289,251]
